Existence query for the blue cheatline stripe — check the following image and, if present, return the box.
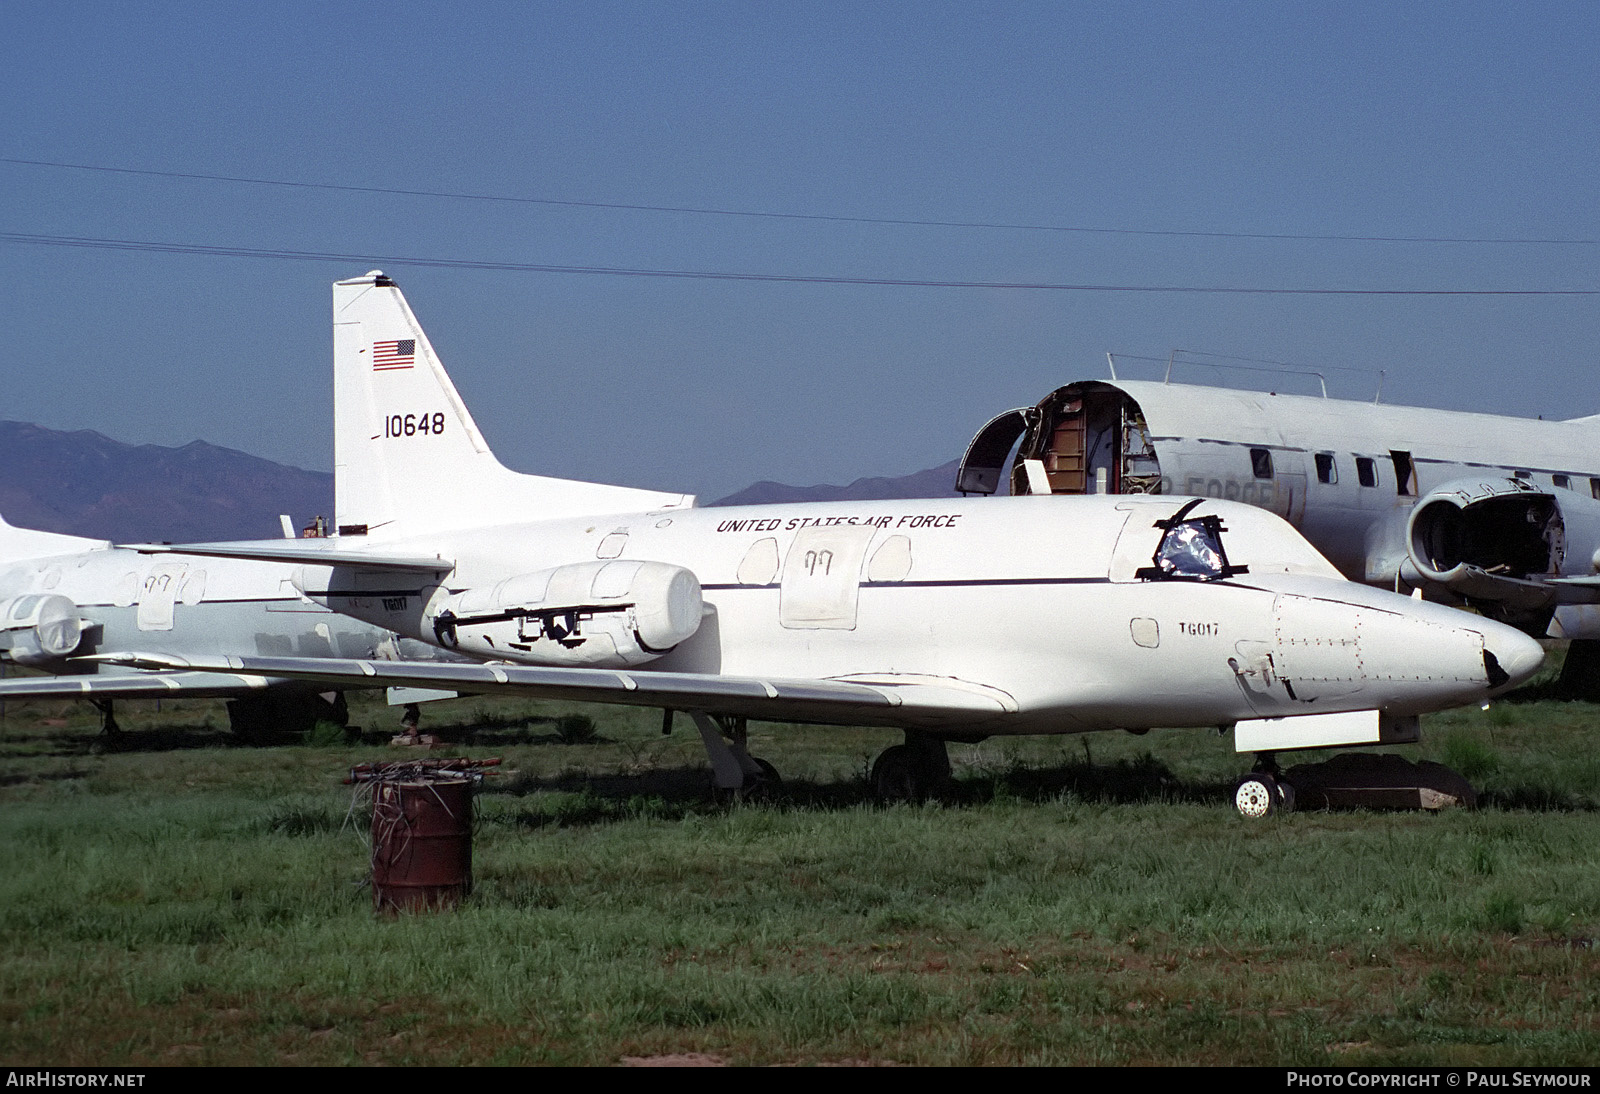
[701,577,1111,591]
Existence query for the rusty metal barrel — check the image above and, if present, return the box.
[349,757,499,915]
[370,778,474,913]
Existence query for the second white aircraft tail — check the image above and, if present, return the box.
[332,272,694,540]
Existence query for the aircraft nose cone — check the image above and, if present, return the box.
[1485,627,1545,691]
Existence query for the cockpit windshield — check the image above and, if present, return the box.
[1155,520,1229,578]
[1137,500,1247,582]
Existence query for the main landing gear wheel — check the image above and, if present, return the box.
[227,690,350,746]
[870,734,951,803]
[870,745,918,801]
[1234,773,1293,818]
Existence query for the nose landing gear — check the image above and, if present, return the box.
[1235,753,1296,818]
[1234,772,1296,818]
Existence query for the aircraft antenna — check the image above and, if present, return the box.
[1109,349,1383,398]
[1106,352,1119,380]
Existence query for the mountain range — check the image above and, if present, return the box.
[0,422,335,544]
[0,421,958,543]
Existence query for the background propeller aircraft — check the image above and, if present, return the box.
[958,375,1600,692]
[77,273,1544,815]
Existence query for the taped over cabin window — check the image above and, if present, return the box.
[1135,499,1248,582]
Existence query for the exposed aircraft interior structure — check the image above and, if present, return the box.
[958,377,1600,687]
[17,272,1546,817]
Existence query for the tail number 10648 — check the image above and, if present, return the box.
[384,412,446,438]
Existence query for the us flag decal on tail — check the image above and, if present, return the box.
[373,339,416,370]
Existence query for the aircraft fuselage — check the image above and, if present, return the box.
[305,494,1540,743]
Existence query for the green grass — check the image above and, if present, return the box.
[2,689,1599,1065]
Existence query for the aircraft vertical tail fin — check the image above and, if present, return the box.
[332,272,694,540]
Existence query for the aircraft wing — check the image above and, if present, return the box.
[0,670,281,701]
[1406,564,1600,609]
[70,653,1018,729]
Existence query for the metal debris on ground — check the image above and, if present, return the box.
[346,757,502,785]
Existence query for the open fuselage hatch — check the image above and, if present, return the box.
[957,382,1163,499]
[962,380,1311,524]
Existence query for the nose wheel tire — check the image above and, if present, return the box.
[1235,773,1292,818]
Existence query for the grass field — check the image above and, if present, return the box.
[3,682,1599,1066]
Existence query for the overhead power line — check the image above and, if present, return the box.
[2,231,1594,295]
[4,156,1596,247]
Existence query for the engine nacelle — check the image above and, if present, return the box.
[1406,477,1600,618]
[0,594,87,666]
[426,560,703,667]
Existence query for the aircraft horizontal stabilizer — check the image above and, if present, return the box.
[79,652,1016,730]
[123,541,455,573]
[0,512,109,563]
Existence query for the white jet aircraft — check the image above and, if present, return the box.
[0,513,449,740]
[70,272,1546,816]
[957,377,1600,686]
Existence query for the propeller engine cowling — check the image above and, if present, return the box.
[426,560,703,667]
[1405,477,1600,621]
[0,594,87,666]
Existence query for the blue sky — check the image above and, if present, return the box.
[3,2,1596,500]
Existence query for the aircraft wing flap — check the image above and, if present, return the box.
[833,673,1018,712]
